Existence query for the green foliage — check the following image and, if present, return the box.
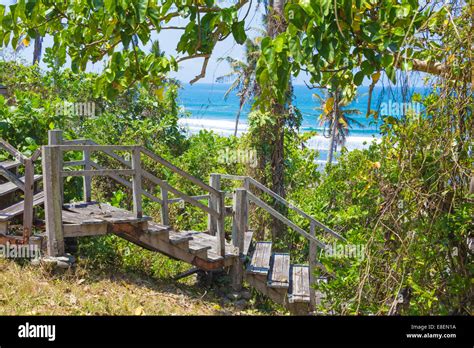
[0,0,249,97]
[296,92,473,314]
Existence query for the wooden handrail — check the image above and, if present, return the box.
[89,161,163,204]
[141,147,220,197]
[0,138,28,164]
[213,173,346,241]
[142,170,220,218]
[247,191,327,249]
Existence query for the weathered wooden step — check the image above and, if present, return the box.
[168,231,193,248]
[0,191,45,222]
[174,231,212,258]
[267,253,290,289]
[191,232,239,262]
[0,160,21,171]
[288,265,310,303]
[0,175,42,196]
[247,241,272,275]
[146,222,171,242]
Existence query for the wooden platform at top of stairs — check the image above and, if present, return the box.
[59,202,240,271]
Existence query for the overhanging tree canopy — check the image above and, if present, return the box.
[0,0,250,97]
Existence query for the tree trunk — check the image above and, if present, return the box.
[327,92,339,166]
[33,34,43,65]
[267,0,288,240]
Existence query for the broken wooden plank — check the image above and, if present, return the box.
[268,253,290,289]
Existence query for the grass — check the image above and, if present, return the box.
[0,256,283,316]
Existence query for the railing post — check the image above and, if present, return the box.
[160,187,169,226]
[243,176,250,190]
[208,173,221,235]
[42,145,64,256]
[83,147,92,202]
[48,130,63,199]
[22,158,34,242]
[309,220,317,308]
[215,190,226,257]
[131,147,142,218]
[230,188,247,290]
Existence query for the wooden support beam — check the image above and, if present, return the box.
[160,187,169,226]
[48,130,64,201]
[131,147,142,218]
[42,145,64,256]
[208,174,221,236]
[22,159,34,242]
[309,220,317,308]
[83,147,92,202]
[216,191,226,257]
[230,188,247,290]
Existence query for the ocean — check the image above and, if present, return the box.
[178,83,429,161]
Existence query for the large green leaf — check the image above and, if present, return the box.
[231,21,246,45]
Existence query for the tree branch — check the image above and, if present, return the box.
[190,55,210,84]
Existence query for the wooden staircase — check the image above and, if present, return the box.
[60,201,240,271]
[245,241,324,314]
[1,131,345,314]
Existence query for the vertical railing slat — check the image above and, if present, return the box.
[309,220,317,308]
[83,148,92,202]
[22,158,34,242]
[160,187,169,226]
[230,188,247,290]
[208,173,221,236]
[216,190,226,257]
[131,147,142,218]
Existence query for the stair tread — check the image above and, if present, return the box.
[193,232,239,261]
[147,221,172,234]
[268,253,290,288]
[0,174,42,196]
[168,231,193,245]
[288,264,310,303]
[181,232,212,254]
[0,191,45,222]
[247,241,272,275]
[0,160,21,170]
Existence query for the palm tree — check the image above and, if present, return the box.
[216,37,261,136]
[315,90,364,165]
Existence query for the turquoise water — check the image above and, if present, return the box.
[178,83,429,160]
